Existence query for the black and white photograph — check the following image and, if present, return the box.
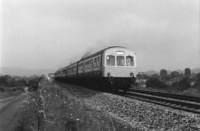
[0,0,200,130]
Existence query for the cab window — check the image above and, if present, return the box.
[126,56,134,66]
[107,55,115,66]
[117,56,125,66]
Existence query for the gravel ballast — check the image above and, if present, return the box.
[20,81,200,131]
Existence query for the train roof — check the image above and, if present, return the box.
[55,46,132,73]
[79,46,128,62]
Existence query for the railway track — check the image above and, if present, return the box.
[118,88,200,114]
[59,82,200,114]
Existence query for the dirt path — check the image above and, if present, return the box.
[0,93,29,131]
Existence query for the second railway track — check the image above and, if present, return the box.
[117,88,200,114]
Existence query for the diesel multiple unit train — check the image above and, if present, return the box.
[54,46,137,92]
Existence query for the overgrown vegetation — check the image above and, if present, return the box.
[146,78,167,89]
[0,75,27,92]
[171,77,190,92]
[0,91,24,99]
[0,75,43,99]
[137,68,200,96]
[16,80,134,131]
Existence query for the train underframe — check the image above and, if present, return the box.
[55,76,136,92]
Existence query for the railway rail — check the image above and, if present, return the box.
[59,82,200,114]
[118,88,200,114]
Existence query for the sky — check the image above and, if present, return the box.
[0,0,200,73]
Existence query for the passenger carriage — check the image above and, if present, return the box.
[55,46,137,92]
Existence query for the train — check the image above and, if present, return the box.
[54,46,137,92]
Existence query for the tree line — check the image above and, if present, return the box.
[137,68,200,93]
[0,75,43,92]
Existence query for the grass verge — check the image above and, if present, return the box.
[0,91,24,99]
[15,81,135,131]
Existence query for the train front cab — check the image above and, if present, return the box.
[102,47,136,92]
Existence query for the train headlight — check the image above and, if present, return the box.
[130,72,134,77]
[107,72,111,77]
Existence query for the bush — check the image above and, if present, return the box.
[161,75,171,81]
[181,88,200,97]
[146,78,167,89]
[172,77,190,92]
[193,81,200,92]
[0,87,6,92]
[28,78,42,91]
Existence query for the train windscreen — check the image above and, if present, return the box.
[117,56,125,66]
[106,55,115,66]
[126,56,134,66]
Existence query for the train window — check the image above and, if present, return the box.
[90,60,92,68]
[117,56,125,66]
[87,61,88,69]
[94,58,96,67]
[97,57,100,66]
[91,59,93,67]
[96,57,98,67]
[81,63,83,70]
[107,55,115,66]
[126,56,134,66]
[99,56,102,66]
[80,64,82,70]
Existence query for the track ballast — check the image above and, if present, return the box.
[117,88,200,114]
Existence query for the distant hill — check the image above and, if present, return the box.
[0,67,56,76]
[144,70,159,76]
[191,68,200,74]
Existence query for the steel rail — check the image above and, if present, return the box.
[117,89,200,114]
[129,88,200,103]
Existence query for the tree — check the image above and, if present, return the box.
[0,75,28,92]
[172,77,190,91]
[136,73,142,79]
[146,78,167,89]
[197,73,200,82]
[137,72,148,79]
[160,69,167,76]
[171,71,180,78]
[161,75,171,81]
[185,68,191,76]
[151,74,159,78]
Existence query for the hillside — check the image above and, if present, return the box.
[0,67,55,76]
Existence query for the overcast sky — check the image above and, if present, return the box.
[1,0,199,73]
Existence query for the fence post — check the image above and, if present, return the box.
[37,80,46,131]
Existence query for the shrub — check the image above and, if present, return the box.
[192,81,200,92]
[146,78,167,89]
[0,87,6,92]
[172,77,190,92]
[181,88,200,97]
